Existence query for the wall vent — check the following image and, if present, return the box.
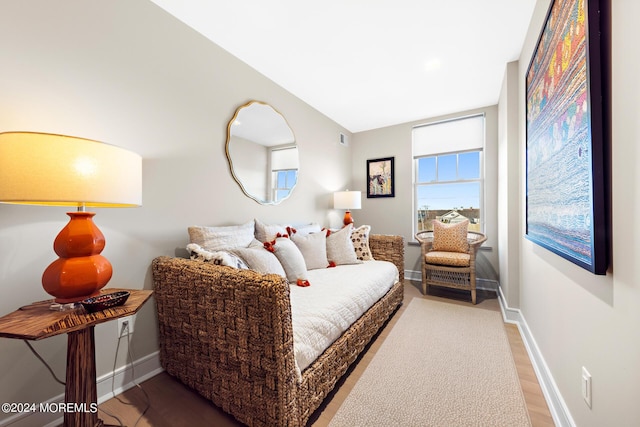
[339,132,348,147]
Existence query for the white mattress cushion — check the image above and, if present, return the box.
[289,260,399,378]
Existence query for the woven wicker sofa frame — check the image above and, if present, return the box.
[152,234,404,426]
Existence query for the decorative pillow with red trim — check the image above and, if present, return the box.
[294,222,322,235]
[254,219,289,243]
[326,224,360,265]
[291,231,329,270]
[265,236,310,286]
[230,243,286,277]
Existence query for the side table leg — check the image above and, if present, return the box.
[65,327,102,427]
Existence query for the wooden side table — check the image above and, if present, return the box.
[0,288,152,427]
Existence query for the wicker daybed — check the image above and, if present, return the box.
[152,234,404,426]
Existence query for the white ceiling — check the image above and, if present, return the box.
[150,0,537,133]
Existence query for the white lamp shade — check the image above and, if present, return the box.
[0,132,142,207]
[334,190,361,210]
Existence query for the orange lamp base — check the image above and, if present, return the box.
[343,211,354,227]
[42,212,113,303]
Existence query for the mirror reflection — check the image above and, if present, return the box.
[226,101,298,205]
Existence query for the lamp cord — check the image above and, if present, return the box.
[23,340,66,386]
[23,324,151,427]
[99,324,150,427]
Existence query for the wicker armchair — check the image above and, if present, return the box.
[415,230,487,304]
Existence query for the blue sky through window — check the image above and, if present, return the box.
[417,182,480,210]
[416,151,480,210]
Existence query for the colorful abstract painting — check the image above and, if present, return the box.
[526,0,607,274]
[367,157,394,198]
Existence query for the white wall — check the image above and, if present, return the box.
[0,0,351,422]
[514,0,640,425]
[497,61,522,307]
[351,106,500,284]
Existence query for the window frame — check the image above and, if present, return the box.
[412,114,486,236]
[271,169,297,203]
[414,149,484,233]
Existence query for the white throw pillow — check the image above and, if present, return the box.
[267,237,310,285]
[326,224,360,265]
[254,219,290,242]
[291,231,329,270]
[230,245,286,277]
[188,220,255,251]
[293,222,322,235]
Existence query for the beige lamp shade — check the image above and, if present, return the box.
[334,190,362,210]
[0,131,142,303]
[0,132,142,207]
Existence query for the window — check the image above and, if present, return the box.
[270,146,298,203]
[413,115,484,233]
[272,169,297,202]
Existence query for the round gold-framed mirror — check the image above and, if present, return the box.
[226,101,298,205]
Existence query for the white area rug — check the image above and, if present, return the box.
[328,298,531,426]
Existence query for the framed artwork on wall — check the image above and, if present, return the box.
[525,0,609,274]
[367,157,394,198]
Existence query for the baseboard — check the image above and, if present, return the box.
[404,269,421,283]
[404,269,498,292]
[96,350,163,403]
[1,351,163,427]
[476,277,499,291]
[497,287,575,427]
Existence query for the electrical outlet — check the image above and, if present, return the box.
[582,366,592,408]
[117,315,135,337]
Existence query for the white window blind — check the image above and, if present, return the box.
[270,146,299,171]
[412,114,484,158]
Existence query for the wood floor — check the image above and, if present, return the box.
[99,281,555,427]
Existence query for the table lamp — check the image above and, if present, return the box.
[334,190,361,226]
[0,132,142,303]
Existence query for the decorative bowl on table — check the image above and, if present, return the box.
[81,291,130,313]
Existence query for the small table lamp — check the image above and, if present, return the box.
[334,190,361,226]
[0,132,142,303]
